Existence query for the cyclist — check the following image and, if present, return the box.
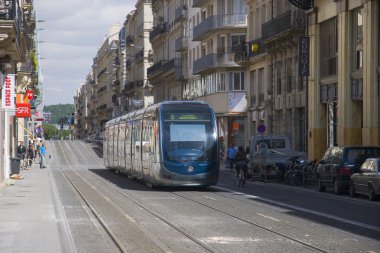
[235,146,248,180]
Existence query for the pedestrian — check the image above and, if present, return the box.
[26,143,35,168]
[39,142,46,168]
[227,143,237,170]
[17,141,27,170]
[17,141,26,159]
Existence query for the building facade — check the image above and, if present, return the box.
[0,0,37,180]
[123,0,154,112]
[308,0,380,160]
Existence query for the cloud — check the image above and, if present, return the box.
[34,0,136,105]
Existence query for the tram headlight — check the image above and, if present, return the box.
[187,166,194,172]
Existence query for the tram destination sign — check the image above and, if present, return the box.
[165,113,210,121]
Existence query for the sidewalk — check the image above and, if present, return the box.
[0,160,73,253]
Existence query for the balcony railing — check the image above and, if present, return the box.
[0,0,22,55]
[193,14,247,41]
[193,53,239,75]
[175,37,188,52]
[147,60,168,78]
[149,22,167,42]
[175,5,188,22]
[232,38,267,64]
[136,80,144,87]
[262,10,305,41]
[124,81,136,93]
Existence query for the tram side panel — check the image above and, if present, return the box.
[118,122,126,173]
[132,119,143,180]
[125,121,133,175]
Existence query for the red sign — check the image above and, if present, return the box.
[26,90,34,100]
[15,103,31,118]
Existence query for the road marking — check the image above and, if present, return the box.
[213,186,380,233]
[257,213,280,222]
[203,196,217,201]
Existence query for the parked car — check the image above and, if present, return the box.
[317,146,380,194]
[350,158,380,201]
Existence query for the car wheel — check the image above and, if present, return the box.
[349,181,356,197]
[317,178,326,192]
[334,180,342,195]
[368,185,376,201]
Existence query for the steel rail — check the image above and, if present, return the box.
[59,141,219,253]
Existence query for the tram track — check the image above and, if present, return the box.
[72,140,331,252]
[54,140,220,253]
[55,142,380,252]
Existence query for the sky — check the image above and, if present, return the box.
[34,0,135,105]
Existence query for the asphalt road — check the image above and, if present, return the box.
[48,140,380,253]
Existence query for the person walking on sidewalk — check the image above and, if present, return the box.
[227,143,237,170]
[26,143,35,168]
[17,141,27,169]
[39,142,46,168]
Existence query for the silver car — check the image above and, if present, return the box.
[350,158,380,201]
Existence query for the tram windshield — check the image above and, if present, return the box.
[162,104,217,162]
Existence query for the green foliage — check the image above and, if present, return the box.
[42,124,71,139]
[44,104,74,124]
[42,124,57,139]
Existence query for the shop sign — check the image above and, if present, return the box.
[26,90,34,100]
[299,37,310,77]
[15,103,31,118]
[1,74,15,110]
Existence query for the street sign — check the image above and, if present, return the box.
[257,124,266,134]
[15,103,31,118]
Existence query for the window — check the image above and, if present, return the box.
[277,79,282,95]
[320,18,338,77]
[352,8,363,70]
[229,72,245,90]
[231,34,246,49]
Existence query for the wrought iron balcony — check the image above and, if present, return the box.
[175,5,188,22]
[136,80,144,87]
[0,0,22,57]
[161,58,176,74]
[232,38,267,64]
[175,37,188,52]
[262,10,305,41]
[149,22,167,42]
[193,14,247,41]
[147,60,168,78]
[193,53,239,75]
[192,0,209,8]
[124,81,136,93]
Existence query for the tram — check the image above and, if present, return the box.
[103,101,220,187]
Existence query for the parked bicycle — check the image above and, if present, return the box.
[284,157,309,186]
[302,160,317,187]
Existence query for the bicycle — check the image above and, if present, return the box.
[236,162,247,187]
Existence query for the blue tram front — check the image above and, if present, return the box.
[104,101,220,187]
[156,102,220,186]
